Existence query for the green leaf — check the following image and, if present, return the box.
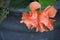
[9,0,30,8]
[0,0,9,23]
[0,9,9,23]
[38,0,56,7]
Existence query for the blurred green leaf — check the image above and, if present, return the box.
[0,0,5,7]
[38,0,56,7]
[0,0,8,8]
[9,0,30,8]
[0,0,9,23]
[0,9,9,23]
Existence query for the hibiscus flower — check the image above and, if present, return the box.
[20,1,57,32]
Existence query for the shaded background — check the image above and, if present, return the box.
[0,0,60,40]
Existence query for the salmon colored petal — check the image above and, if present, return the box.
[29,1,41,19]
[30,1,41,11]
[49,19,56,24]
[44,6,57,18]
[38,11,54,31]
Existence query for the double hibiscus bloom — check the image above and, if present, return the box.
[20,1,57,32]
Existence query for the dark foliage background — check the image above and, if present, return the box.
[0,0,60,40]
